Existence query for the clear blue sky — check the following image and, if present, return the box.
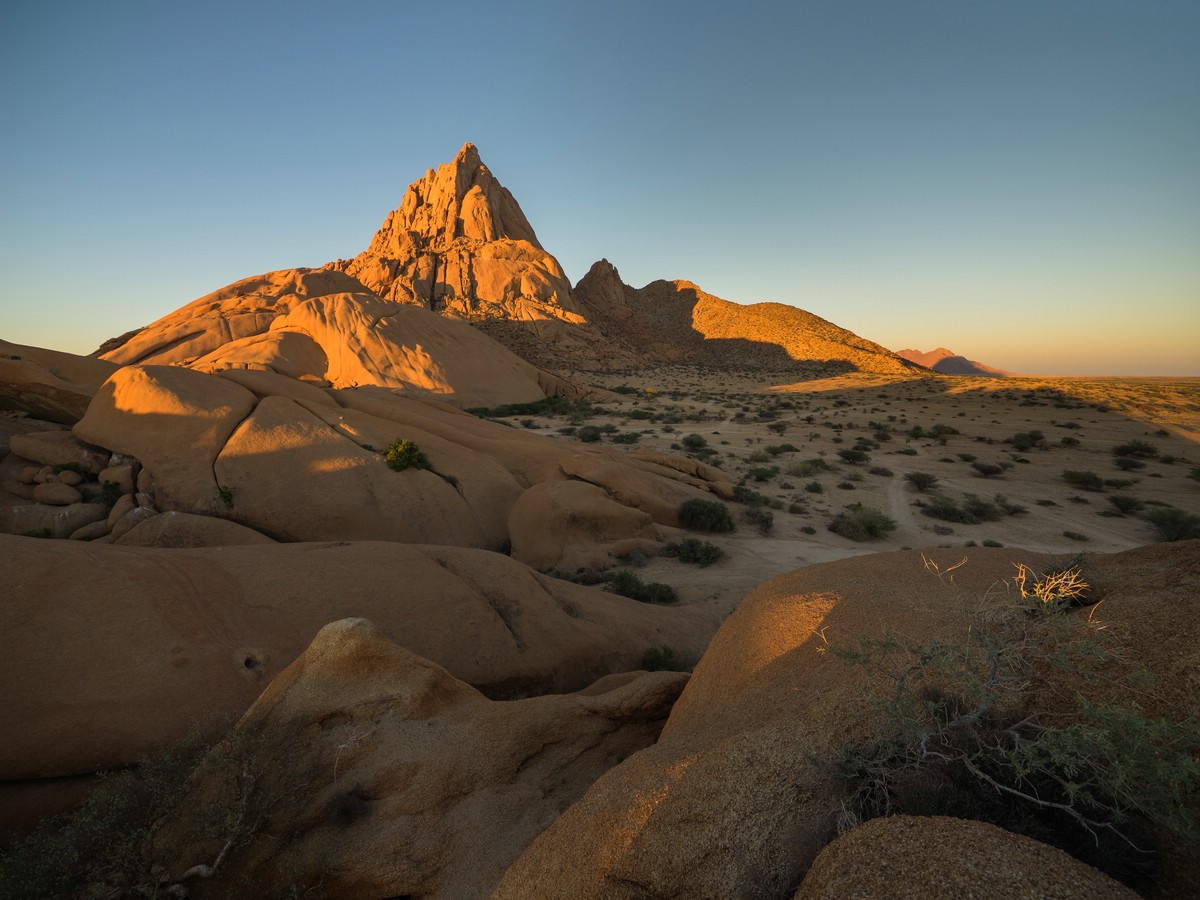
[2,1,1197,375]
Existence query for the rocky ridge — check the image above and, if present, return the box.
[96,143,925,380]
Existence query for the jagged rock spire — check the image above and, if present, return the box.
[362,142,542,260]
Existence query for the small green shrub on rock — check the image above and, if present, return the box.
[385,439,431,471]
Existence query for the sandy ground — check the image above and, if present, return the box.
[511,368,1200,619]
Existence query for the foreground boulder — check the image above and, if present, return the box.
[494,543,1200,898]
[0,534,715,789]
[154,619,688,898]
[0,340,118,425]
[72,364,732,564]
[796,816,1135,899]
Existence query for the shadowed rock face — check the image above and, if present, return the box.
[572,259,923,376]
[0,536,716,787]
[152,619,691,899]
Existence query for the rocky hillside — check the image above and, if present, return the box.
[897,346,1012,376]
[574,260,922,375]
[95,142,926,379]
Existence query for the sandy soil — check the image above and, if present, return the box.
[508,368,1200,619]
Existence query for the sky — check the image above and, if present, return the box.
[1,1,1197,375]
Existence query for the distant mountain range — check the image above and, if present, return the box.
[895,347,1012,377]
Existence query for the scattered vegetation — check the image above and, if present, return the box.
[743,507,774,535]
[832,559,1200,889]
[1112,440,1158,459]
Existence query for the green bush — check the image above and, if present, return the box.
[576,425,602,443]
[903,472,939,493]
[837,448,869,465]
[678,498,735,533]
[1144,507,1200,542]
[642,646,686,672]
[385,439,431,471]
[605,570,678,604]
[664,537,725,567]
[971,461,1004,478]
[828,504,896,541]
[1112,439,1158,459]
[743,507,774,535]
[1114,457,1145,471]
[681,433,708,451]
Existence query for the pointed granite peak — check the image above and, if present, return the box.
[363,142,541,259]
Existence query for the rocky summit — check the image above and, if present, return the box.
[96,142,924,380]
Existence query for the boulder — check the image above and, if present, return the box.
[31,481,82,506]
[495,543,1200,898]
[74,365,257,513]
[72,366,730,566]
[0,535,717,786]
[156,620,688,898]
[0,502,107,538]
[8,429,108,474]
[795,816,1135,899]
[0,339,119,425]
[508,479,660,572]
[112,510,275,547]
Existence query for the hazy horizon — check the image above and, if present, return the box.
[2,2,1197,376]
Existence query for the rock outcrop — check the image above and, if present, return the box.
[94,268,585,409]
[573,259,923,375]
[0,535,717,789]
[495,543,1200,898]
[0,339,118,425]
[70,363,732,562]
[154,619,689,898]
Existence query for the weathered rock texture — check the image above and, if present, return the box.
[156,619,689,899]
[71,364,732,564]
[94,268,583,409]
[494,542,1200,898]
[0,534,716,786]
[0,339,118,425]
[795,815,1136,899]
